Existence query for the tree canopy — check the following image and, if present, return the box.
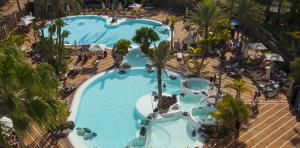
[0,40,67,133]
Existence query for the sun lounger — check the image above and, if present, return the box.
[230,68,245,77]
[226,62,238,69]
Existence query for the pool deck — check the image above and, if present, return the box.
[20,10,299,148]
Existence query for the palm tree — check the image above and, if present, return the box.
[132,27,160,54]
[167,15,178,50]
[188,0,222,67]
[229,0,265,54]
[225,79,250,100]
[0,40,65,134]
[112,39,131,65]
[148,41,172,108]
[188,46,203,74]
[213,94,250,133]
[54,19,70,74]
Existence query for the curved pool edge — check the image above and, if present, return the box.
[60,15,172,48]
[67,69,116,148]
[67,67,155,147]
[67,66,188,147]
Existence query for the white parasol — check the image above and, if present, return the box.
[248,43,267,50]
[18,18,32,26]
[129,3,142,9]
[265,53,284,62]
[89,43,106,52]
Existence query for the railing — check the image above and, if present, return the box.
[0,9,27,40]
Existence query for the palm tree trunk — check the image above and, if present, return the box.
[171,27,174,50]
[200,25,209,74]
[218,53,225,93]
[33,30,37,42]
[16,0,21,11]
[237,33,244,56]
[157,65,163,108]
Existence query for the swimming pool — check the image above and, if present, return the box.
[43,15,170,48]
[68,51,210,147]
[149,117,197,147]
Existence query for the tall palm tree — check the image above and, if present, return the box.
[54,19,69,74]
[188,0,222,67]
[167,15,178,50]
[225,79,249,99]
[213,94,250,132]
[229,0,264,54]
[148,41,172,108]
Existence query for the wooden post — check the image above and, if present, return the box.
[13,13,18,27]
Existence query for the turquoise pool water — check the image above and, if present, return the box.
[69,50,210,147]
[185,79,210,91]
[44,15,170,48]
[180,95,207,111]
[71,69,182,147]
[124,49,150,67]
[149,117,197,148]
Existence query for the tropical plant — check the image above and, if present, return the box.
[114,39,131,56]
[287,31,300,55]
[213,94,250,132]
[225,79,250,99]
[290,57,300,83]
[112,39,131,65]
[55,19,70,74]
[0,35,25,47]
[227,0,265,54]
[167,15,178,50]
[132,27,160,54]
[148,41,172,107]
[0,42,67,133]
[188,0,222,66]
[33,19,70,74]
[188,46,203,74]
[33,0,83,18]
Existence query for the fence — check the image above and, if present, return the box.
[0,9,27,40]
